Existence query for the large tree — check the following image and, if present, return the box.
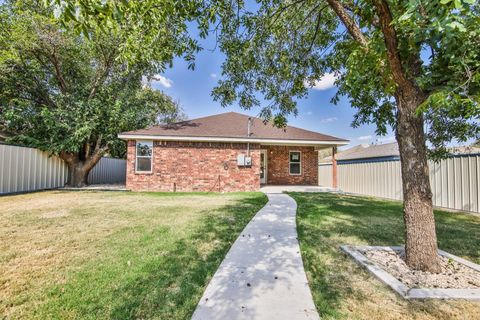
[48,0,479,272]
[211,0,479,274]
[0,1,183,187]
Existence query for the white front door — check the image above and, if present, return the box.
[260,150,267,184]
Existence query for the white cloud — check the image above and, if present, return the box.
[305,111,313,116]
[210,73,218,78]
[306,72,338,91]
[151,75,173,88]
[377,136,396,143]
[320,116,338,123]
[358,135,372,141]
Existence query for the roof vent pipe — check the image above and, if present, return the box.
[247,117,252,156]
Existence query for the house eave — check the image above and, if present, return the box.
[117,134,349,147]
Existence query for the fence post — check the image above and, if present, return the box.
[332,146,338,189]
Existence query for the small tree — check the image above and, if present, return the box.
[0,2,182,186]
[44,0,480,272]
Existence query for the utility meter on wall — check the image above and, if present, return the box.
[237,154,252,167]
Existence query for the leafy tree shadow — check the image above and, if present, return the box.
[289,192,480,319]
[108,194,267,319]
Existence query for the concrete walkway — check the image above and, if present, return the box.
[260,185,336,194]
[192,193,320,320]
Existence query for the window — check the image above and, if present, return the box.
[136,141,153,173]
[289,151,301,175]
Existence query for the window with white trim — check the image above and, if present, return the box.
[136,140,153,173]
[289,151,301,175]
[288,151,302,175]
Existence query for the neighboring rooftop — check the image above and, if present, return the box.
[321,142,480,163]
[343,142,399,160]
[119,112,348,144]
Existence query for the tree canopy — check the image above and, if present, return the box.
[48,0,479,157]
[0,0,183,185]
[212,0,479,157]
[47,0,479,272]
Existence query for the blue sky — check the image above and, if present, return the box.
[147,33,391,149]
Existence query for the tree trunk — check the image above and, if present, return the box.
[61,151,104,188]
[66,161,92,187]
[395,89,441,273]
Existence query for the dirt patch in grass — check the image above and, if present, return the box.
[0,190,267,319]
[290,192,480,320]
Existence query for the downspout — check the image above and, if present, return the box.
[247,117,252,156]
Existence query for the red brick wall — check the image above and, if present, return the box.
[262,145,318,185]
[126,140,261,192]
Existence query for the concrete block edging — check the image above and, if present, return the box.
[340,245,480,300]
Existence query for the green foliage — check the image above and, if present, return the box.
[46,0,214,70]
[49,0,480,156]
[211,0,480,154]
[0,1,182,159]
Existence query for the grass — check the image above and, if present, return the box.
[0,190,268,319]
[290,192,480,320]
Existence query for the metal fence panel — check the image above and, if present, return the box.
[88,157,126,184]
[1,144,126,194]
[318,164,332,187]
[319,154,480,213]
[0,144,68,194]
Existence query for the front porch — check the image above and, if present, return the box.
[259,144,340,189]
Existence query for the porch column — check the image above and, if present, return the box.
[332,146,338,189]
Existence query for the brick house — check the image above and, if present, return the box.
[118,112,348,192]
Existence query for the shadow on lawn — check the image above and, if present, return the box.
[289,192,480,319]
[36,194,267,320]
[108,195,267,319]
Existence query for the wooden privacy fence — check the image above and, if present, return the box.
[0,144,126,195]
[319,154,480,214]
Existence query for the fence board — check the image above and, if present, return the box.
[0,144,126,195]
[319,154,480,213]
[88,157,126,184]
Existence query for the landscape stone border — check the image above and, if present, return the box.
[341,245,480,300]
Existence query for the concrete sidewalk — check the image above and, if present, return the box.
[192,193,320,320]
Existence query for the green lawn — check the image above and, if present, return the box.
[290,192,480,320]
[0,190,268,319]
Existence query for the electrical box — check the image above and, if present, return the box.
[237,154,252,167]
[237,154,246,166]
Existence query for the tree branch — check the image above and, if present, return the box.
[304,7,326,58]
[85,141,91,159]
[373,0,415,90]
[93,134,103,154]
[88,46,115,99]
[48,48,69,94]
[326,0,368,47]
[81,134,109,170]
[342,1,380,27]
